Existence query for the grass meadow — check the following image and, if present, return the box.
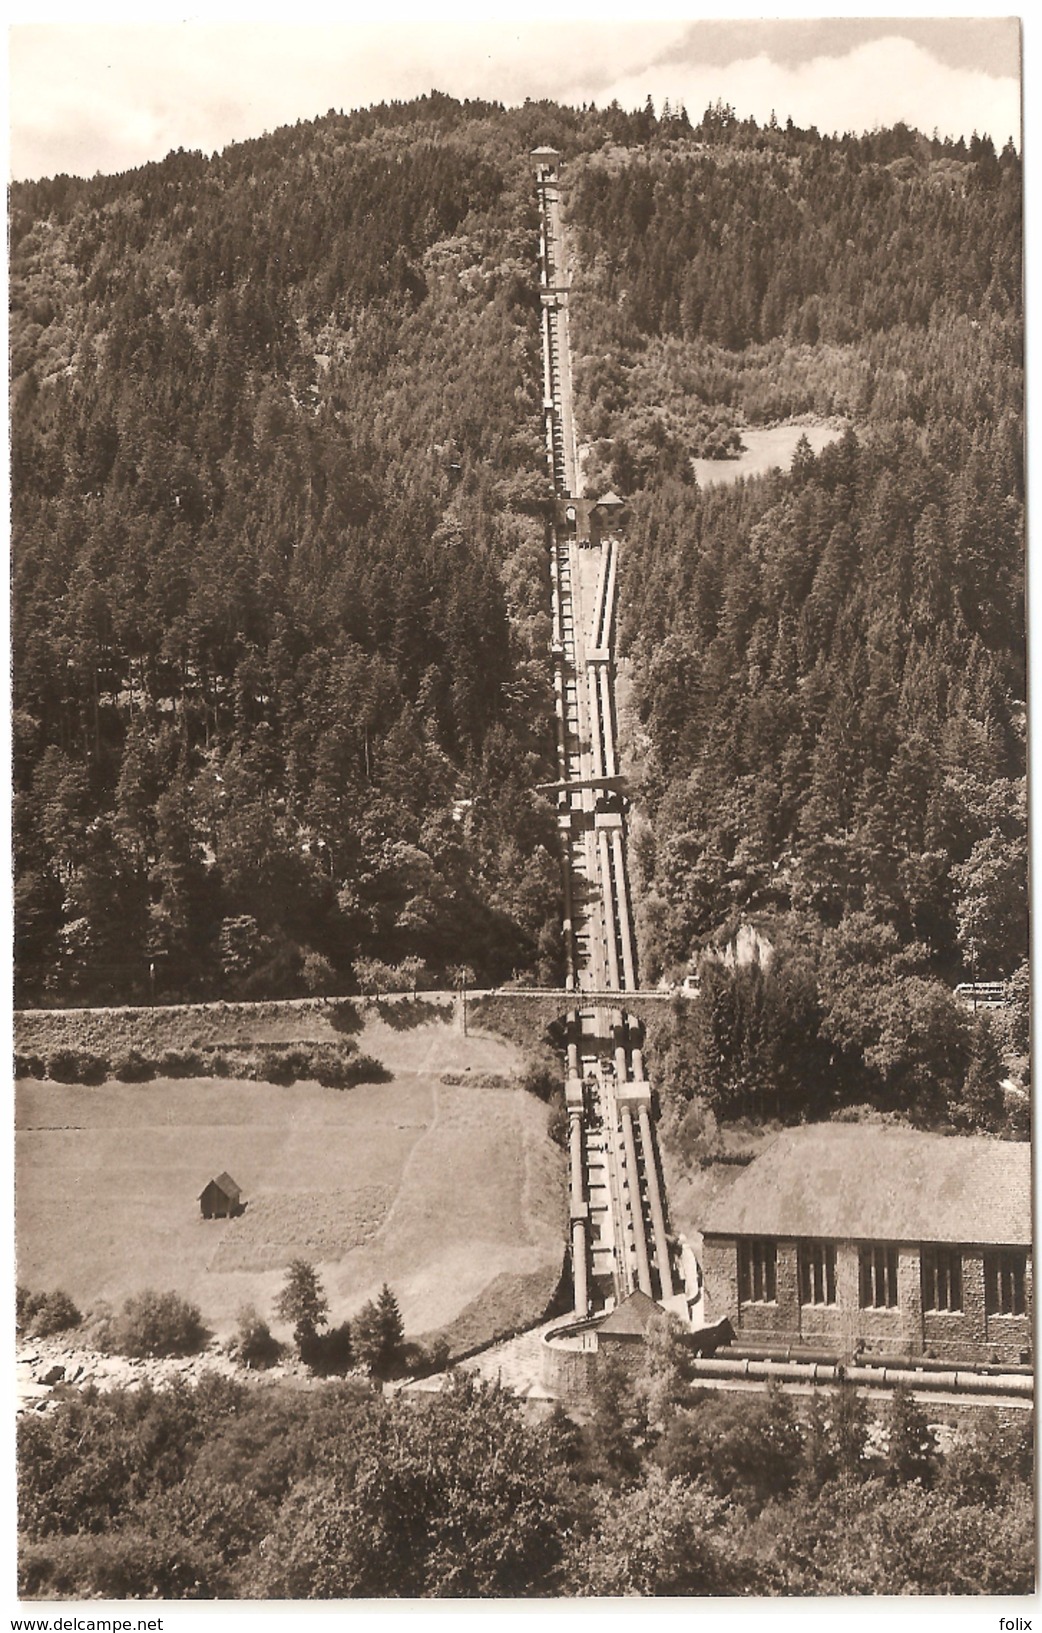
[16,1007,566,1349]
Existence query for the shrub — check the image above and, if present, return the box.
[39,1048,110,1084]
[299,1044,334,1073]
[327,999,362,1035]
[939,1408,1034,1504]
[77,1052,110,1085]
[344,1054,391,1087]
[402,1337,451,1377]
[655,1384,804,1506]
[519,1059,559,1102]
[300,1320,354,1376]
[301,951,338,996]
[29,1290,82,1338]
[17,1286,46,1329]
[547,1094,569,1148]
[257,1048,296,1086]
[675,1097,720,1165]
[106,1290,206,1357]
[313,1047,363,1088]
[235,1305,281,1370]
[112,1049,155,1083]
[46,1048,83,1083]
[158,1048,207,1078]
[14,1053,45,1079]
[1005,1090,1030,1141]
[885,1385,937,1486]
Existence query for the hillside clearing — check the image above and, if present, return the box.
[16,1014,566,1345]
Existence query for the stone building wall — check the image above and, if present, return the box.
[701,1238,738,1328]
[540,1333,598,1403]
[702,1234,1033,1365]
[540,1328,666,1404]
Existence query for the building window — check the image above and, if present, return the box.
[739,1239,777,1304]
[799,1240,837,1306]
[985,1251,1027,1316]
[921,1247,963,1312]
[859,1245,898,1308]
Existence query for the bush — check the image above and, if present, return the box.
[256,1048,297,1086]
[301,951,338,996]
[38,1048,110,1084]
[547,1094,569,1148]
[1005,1090,1030,1141]
[939,1408,1034,1505]
[105,1290,206,1357]
[314,1046,366,1088]
[402,1337,451,1377]
[14,1052,46,1079]
[519,1058,560,1102]
[344,1054,391,1087]
[113,1049,156,1083]
[46,1048,83,1083]
[300,1320,354,1376]
[17,1286,46,1329]
[327,999,362,1035]
[77,1052,110,1085]
[29,1290,82,1338]
[655,1384,804,1506]
[312,1056,349,1089]
[674,1097,720,1165]
[304,1043,345,1073]
[158,1048,207,1078]
[235,1305,281,1370]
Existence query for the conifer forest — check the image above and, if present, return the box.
[12,96,1026,1128]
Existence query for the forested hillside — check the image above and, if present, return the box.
[562,108,1025,1135]
[11,95,585,1005]
[11,90,1026,1133]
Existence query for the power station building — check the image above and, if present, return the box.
[700,1124,1032,1366]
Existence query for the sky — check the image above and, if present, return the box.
[8,8,1024,183]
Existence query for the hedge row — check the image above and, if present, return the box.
[14,1042,389,1089]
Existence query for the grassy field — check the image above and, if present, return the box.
[16,1009,567,1346]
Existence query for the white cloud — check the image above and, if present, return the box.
[8,20,690,180]
[8,17,1023,181]
[583,35,1020,147]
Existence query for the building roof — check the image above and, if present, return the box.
[595,490,624,507]
[701,1124,1031,1247]
[199,1172,241,1200]
[531,145,561,158]
[597,1289,667,1337]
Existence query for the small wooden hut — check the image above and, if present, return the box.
[199,1172,242,1219]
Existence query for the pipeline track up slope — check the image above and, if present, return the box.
[534,149,691,1324]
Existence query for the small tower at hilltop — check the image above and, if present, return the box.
[531,145,561,179]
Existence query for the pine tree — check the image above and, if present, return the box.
[352,1283,405,1379]
[950,1014,1006,1132]
[885,1384,937,1486]
[831,1382,869,1478]
[274,1260,329,1351]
